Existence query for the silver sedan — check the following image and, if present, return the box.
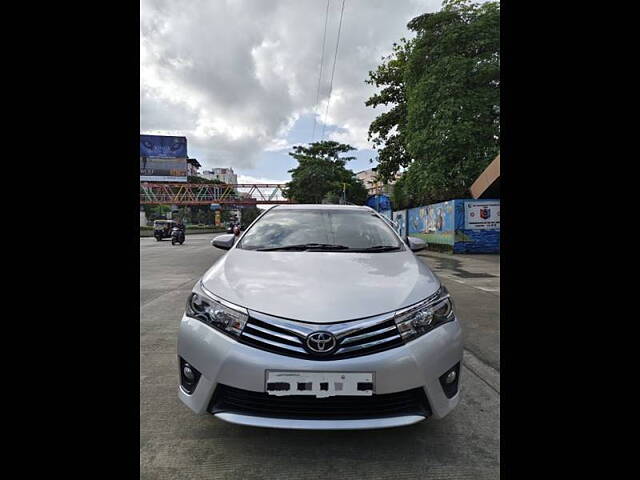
[177,204,463,430]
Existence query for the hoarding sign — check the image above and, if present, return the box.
[464,201,500,230]
[140,157,187,182]
[140,135,187,158]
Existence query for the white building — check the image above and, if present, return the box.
[186,158,201,177]
[356,168,403,196]
[201,167,238,185]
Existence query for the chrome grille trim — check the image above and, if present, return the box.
[249,310,316,337]
[244,323,303,344]
[339,325,397,345]
[241,332,307,354]
[240,310,404,360]
[336,334,402,354]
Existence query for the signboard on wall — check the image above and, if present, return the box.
[464,201,500,230]
[140,157,188,182]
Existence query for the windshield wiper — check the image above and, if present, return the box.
[348,245,402,252]
[256,243,350,251]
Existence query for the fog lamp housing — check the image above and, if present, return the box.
[179,357,201,395]
[439,362,460,399]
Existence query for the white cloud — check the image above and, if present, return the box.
[237,174,289,184]
[141,0,443,174]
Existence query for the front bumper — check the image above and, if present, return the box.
[177,314,463,429]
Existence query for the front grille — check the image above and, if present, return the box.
[209,384,432,420]
[239,311,405,360]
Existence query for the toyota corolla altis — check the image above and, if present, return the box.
[177,204,462,430]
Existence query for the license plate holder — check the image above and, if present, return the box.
[265,370,374,398]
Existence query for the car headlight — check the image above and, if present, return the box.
[185,283,248,338]
[394,285,455,342]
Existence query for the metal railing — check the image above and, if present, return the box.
[140,183,291,205]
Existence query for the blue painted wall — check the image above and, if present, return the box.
[453,199,500,253]
[379,209,392,220]
[392,210,408,238]
[404,199,499,253]
[407,200,456,246]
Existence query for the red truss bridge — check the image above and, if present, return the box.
[140,182,291,206]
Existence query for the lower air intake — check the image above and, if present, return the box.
[209,384,432,420]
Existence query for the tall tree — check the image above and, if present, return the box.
[240,206,261,229]
[285,141,368,204]
[366,0,499,207]
[404,0,500,204]
[365,38,413,183]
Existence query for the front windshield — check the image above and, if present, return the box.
[239,208,402,251]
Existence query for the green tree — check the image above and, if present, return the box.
[240,206,261,229]
[143,204,171,221]
[367,0,499,206]
[285,141,368,205]
[365,38,413,183]
[187,176,224,184]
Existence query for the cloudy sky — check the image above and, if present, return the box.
[141,0,443,184]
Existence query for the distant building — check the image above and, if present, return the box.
[201,167,238,185]
[356,168,402,196]
[186,158,201,177]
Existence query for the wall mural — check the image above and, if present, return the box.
[407,200,455,246]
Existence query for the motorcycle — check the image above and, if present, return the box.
[171,227,185,245]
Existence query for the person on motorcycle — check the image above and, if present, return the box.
[172,220,186,244]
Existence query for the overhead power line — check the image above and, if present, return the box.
[321,0,346,141]
[311,0,331,142]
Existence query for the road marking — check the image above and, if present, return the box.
[463,349,500,394]
[476,286,500,293]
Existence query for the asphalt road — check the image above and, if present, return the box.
[140,235,500,479]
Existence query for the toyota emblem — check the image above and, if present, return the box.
[306,331,337,354]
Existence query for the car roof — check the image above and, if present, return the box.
[272,204,372,211]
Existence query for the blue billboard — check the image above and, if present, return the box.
[140,135,187,158]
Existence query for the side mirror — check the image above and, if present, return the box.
[407,236,426,252]
[211,234,236,250]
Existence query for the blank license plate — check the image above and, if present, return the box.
[265,371,374,398]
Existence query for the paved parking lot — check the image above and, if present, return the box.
[140,235,500,479]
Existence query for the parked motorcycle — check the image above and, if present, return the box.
[171,226,185,245]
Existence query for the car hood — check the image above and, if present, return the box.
[201,249,440,323]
